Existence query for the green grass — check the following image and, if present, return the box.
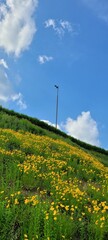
[0,105,108,155]
[0,107,108,239]
[0,126,108,240]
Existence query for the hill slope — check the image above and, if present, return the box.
[0,105,108,155]
[0,107,108,240]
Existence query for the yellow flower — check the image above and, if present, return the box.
[24,199,30,204]
[14,198,19,205]
[101,209,106,213]
[100,216,105,221]
[65,206,69,211]
[24,233,28,239]
[88,207,92,213]
[46,214,49,220]
[95,220,98,225]
[104,205,108,210]
[53,210,57,216]
[50,206,54,211]
[100,223,104,228]
[17,191,21,195]
[93,206,100,212]
[6,204,10,208]
[32,200,39,206]
[0,191,4,194]
[24,234,28,238]
[11,193,14,197]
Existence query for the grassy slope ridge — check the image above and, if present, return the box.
[0,107,108,240]
[0,105,108,155]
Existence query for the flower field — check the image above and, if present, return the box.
[0,128,108,240]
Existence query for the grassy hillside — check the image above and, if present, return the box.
[0,105,108,155]
[0,107,108,240]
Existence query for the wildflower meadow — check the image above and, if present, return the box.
[0,128,108,240]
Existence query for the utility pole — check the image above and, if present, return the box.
[55,85,59,128]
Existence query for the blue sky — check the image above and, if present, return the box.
[0,0,108,148]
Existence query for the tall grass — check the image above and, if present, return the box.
[0,128,108,239]
[0,105,108,155]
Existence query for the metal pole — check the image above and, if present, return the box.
[55,85,59,128]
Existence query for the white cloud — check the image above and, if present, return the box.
[0,67,12,101]
[38,55,53,64]
[0,0,38,57]
[42,120,60,129]
[44,18,76,38]
[42,120,55,127]
[0,66,27,109]
[0,59,8,69]
[82,0,108,23]
[11,93,27,109]
[44,19,56,29]
[60,20,73,32]
[62,111,100,146]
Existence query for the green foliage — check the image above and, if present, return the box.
[0,105,108,156]
[0,111,47,136]
[0,128,108,239]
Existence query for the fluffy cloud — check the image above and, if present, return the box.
[42,120,55,127]
[0,66,27,109]
[82,0,108,23]
[42,112,100,146]
[0,59,8,69]
[62,111,100,146]
[44,19,56,29]
[38,55,53,64]
[0,0,38,57]
[42,120,60,129]
[44,19,76,38]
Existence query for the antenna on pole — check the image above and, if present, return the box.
[55,85,59,128]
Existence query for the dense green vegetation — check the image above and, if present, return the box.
[0,105,108,155]
[0,107,108,240]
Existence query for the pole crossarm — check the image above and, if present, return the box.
[55,85,59,89]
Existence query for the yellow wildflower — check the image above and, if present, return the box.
[14,198,19,205]
[65,205,69,211]
[53,210,57,216]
